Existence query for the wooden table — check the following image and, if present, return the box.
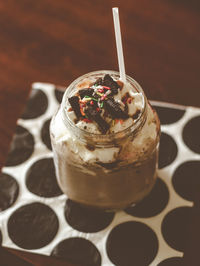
[0,0,199,265]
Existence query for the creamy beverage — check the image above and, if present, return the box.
[50,71,160,210]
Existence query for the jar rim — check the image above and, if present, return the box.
[61,70,147,146]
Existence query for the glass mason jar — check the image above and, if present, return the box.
[50,71,160,210]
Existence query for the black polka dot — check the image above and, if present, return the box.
[159,132,178,169]
[182,116,200,154]
[5,126,34,166]
[41,119,52,150]
[26,158,62,198]
[106,221,158,266]
[8,202,59,249]
[64,199,115,233]
[162,207,200,252]
[125,178,169,218]
[0,173,19,212]
[55,88,64,103]
[51,237,101,266]
[21,89,48,119]
[172,161,200,203]
[158,257,183,266]
[152,105,185,125]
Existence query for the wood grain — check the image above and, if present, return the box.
[0,0,199,265]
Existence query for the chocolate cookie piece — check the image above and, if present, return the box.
[85,106,109,133]
[104,98,129,119]
[79,88,94,99]
[8,202,59,249]
[103,74,119,95]
[94,77,103,86]
[68,96,82,119]
[0,173,19,212]
[5,125,35,166]
[41,119,52,150]
[26,158,63,198]
[21,89,48,119]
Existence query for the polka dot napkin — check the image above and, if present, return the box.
[0,83,200,266]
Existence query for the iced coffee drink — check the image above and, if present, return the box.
[50,71,160,210]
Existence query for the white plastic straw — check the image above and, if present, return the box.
[112,7,126,82]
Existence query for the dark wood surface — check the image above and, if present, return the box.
[0,0,199,265]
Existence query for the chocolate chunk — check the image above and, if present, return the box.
[103,74,114,82]
[94,78,103,86]
[85,106,109,134]
[79,88,94,99]
[103,74,119,95]
[68,96,82,119]
[132,109,141,120]
[104,98,129,119]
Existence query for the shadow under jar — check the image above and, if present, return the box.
[50,71,160,210]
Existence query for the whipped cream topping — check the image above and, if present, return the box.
[51,75,159,166]
[65,76,144,134]
[51,104,158,166]
[51,109,120,164]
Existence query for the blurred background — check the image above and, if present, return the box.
[0,0,199,166]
